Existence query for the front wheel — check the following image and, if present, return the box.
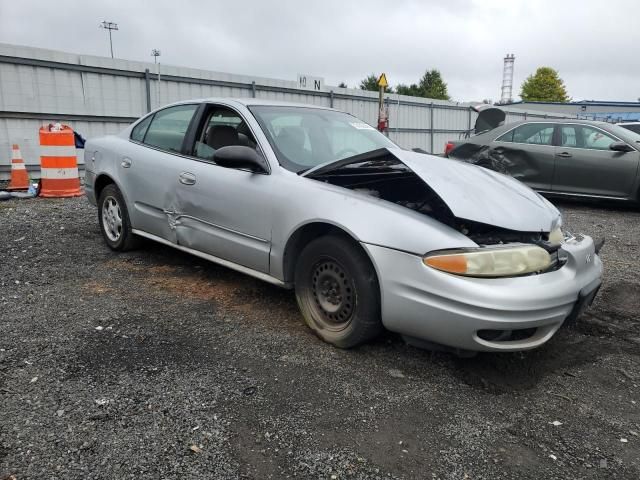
[294,234,382,348]
[97,184,140,251]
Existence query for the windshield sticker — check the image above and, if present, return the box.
[350,122,375,130]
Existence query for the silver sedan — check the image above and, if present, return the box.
[84,99,603,353]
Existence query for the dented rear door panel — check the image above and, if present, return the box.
[115,140,183,243]
[490,142,555,191]
[452,142,555,191]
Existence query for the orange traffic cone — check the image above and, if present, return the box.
[7,144,31,190]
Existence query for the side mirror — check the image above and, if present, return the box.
[609,141,634,153]
[213,146,269,173]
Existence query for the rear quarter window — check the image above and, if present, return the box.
[130,115,153,142]
[496,128,514,142]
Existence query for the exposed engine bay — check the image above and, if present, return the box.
[306,151,563,270]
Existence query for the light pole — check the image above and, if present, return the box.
[99,21,119,58]
[151,49,161,107]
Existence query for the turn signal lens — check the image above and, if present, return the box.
[423,245,551,277]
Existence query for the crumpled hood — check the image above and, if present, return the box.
[305,147,560,232]
[389,148,560,232]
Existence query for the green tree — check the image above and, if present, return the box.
[359,74,393,93]
[396,83,420,96]
[338,82,348,88]
[359,74,380,92]
[396,69,450,100]
[520,67,569,102]
[417,69,450,100]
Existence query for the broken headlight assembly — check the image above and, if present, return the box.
[423,244,551,278]
[548,226,564,245]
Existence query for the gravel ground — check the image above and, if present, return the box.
[1,196,639,479]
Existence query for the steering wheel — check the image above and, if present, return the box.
[335,148,359,158]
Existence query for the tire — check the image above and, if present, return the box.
[294,234,383,348]
[97,184,140,251]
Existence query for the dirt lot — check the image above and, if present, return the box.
[1,196,639,479]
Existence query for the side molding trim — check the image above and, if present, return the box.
[132,229,287,288]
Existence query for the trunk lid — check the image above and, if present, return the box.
[473,104,506,134]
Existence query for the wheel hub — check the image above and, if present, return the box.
[311,260,354,324]
[102,196,123,242]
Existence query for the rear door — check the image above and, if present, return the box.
[117,103,200,242]
[491,122,557,190]
[553,124,639,197]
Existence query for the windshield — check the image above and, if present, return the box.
[248,105,397,173]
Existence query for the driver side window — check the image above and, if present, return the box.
[193,106,258,161]
[581,126,616,151]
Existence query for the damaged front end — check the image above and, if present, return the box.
[304,146,561,238]
[303,147,602,351]
[303,147,568,278]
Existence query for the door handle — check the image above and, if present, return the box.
[178,172,196,185]
[556,152,572,158]
[121,157,132,168]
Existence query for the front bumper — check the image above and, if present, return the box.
[364,235,602,352]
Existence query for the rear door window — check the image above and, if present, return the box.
[142,104,198,153]
[560,125,579,147]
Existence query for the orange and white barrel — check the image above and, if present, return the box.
[7,144,31,190]
[39,124,82,197]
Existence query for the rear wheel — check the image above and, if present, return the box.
[294,234,382,348]
[97,184,140,251]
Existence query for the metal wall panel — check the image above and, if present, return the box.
[0,43,571,178]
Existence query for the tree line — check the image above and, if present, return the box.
[344,66,569,103]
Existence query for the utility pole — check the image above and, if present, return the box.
[99,21,119,58]
[151,49,161,107]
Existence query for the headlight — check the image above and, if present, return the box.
[423,245,551,278]
[548,226,564,245]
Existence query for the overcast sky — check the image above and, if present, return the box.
[1,0,638,102]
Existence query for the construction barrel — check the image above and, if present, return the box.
[39,124,83,198]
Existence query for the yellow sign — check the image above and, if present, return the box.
[377,73,388,88]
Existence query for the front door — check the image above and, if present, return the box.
[172,104,273,273]
[553,124,639,197]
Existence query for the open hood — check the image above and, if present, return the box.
[303,148,560,232]
[472,104,506,134]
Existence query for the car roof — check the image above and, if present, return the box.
[503,118,614,128]
[167,97,337,111]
